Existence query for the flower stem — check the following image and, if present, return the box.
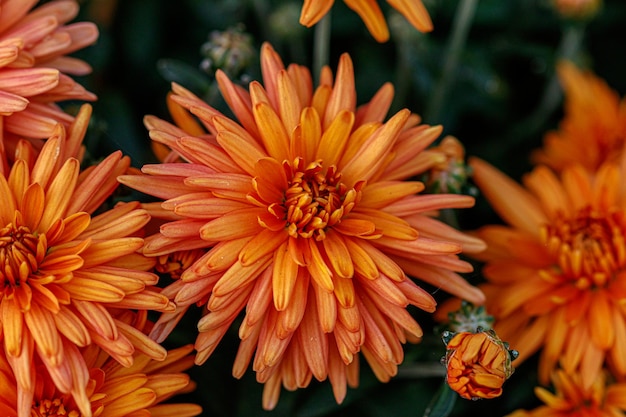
[313,12,331,85]
[425,0,479,123]
[397,362,447,378]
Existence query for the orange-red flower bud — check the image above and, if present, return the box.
[443,329,517,400]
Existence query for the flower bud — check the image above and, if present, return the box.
[442,329,518,400]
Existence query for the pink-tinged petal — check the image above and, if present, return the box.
[70,151,129,214]
[117,174,201,200]
[185,173,253,200]
[380,127,444,181]
[259,42,286,109]
[405,214,487,254]
[4,109,60,139]
[384,193,476,217]
[0,68,59,96]
[298,298,329,380]
[44,56,92,76]
[215,70,258,138]
[355,82,394,125]
[212,256,273,297]
[172,197,250,219]
[323,53,356,127]
[396,258,485,305]
[0,90,28,115]
[214,116,268,176]
[24,303,63,366]
[178,136,245,174]
[199,208,265,241]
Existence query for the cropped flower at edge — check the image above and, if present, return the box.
[507,368,626,417]
[299,0,433,42]
[0,312,203,417]
[0,105,174,417]
[119,42,486,410]
[468,156,626,391]
[531,60,626,173]
[0,0,99,146]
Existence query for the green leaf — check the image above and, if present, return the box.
[422,382,457,417]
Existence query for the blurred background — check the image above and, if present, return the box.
[68,0,626,415]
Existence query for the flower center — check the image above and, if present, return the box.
[542,207,626,288]
[0,221,45,293]
[276,158,362,240]
[32,398,81,417]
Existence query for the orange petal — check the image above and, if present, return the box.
[343,0,389,42]
[299,0,334,27]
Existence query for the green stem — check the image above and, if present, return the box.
[424,0,479,124]
[397,362,447,378]
[313,12,331,85]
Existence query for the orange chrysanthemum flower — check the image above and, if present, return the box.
[0,104,174,417]
[469,156,626,390]
[507,369,626,417]
[299,0,433,42]
[120,42,485,409]
[442,328,517,400]
[532,61,626,173]
[0,0,99,143]
[0,314,202,417]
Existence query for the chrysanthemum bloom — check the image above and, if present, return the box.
[469,156,626,390]
[0,320,202,417]
[299,0,433,42]
[442,328,517,400]
[120,42,485,409]
[0,0,99,144]
[507,369,626,417]
[0,108,174,416]
[531,61,626,173]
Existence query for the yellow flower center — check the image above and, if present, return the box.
[32,398,81,417]
[542,207,626,288]
[274,158,361,241]
[0,221,45,294]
